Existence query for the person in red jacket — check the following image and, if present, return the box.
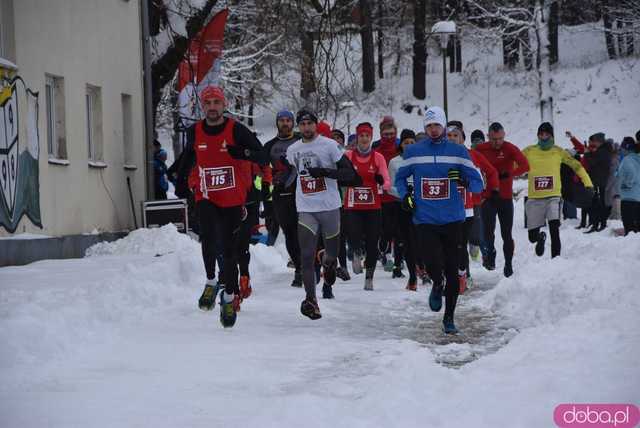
[176,86,267,328]
[372,116,402,276]
[344,122,391,290]
[447,123,498,292]
[474,122,530,277]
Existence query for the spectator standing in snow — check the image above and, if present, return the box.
[153,140,169,200]
[584,133,613,233]
[617,138,640,234]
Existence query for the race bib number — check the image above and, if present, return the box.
[351,187,374,206]
[203,166,235,191]
[300,175,327,195]
[421,178,450,200]
[534,176,554,191]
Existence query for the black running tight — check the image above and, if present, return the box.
[528,219,561,258]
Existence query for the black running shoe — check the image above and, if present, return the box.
[198,284,217,311]
[322,284,334,299]
[300,298,322,320]
[322,259,337,286]
[535,231,546,256]
[392,267,405,278]
[291,270,303,288]
[503,262,513,278]
[336,266,351,281]
[482,250,496,271]
[429,283,444,312]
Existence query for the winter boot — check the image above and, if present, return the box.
[336,266,351,281]
[352,249,364,274]
[198,282,218,311]
[300,297,322,320]
[364,267,375,291]
[442,316,459,335]
[535,231,546,256]
[322,284,335,299]
[429,282,444,312]
[239,275,252,300]
[219,292,238,328]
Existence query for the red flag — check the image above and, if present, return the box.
[177,9,228,92]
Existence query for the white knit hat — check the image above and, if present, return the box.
[424,106,447,129]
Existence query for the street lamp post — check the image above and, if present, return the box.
[431,21,457,119]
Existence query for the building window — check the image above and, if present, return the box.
[45,75,67,160]
[85,84,103,162]
[121,93,135,168]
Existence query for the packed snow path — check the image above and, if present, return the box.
[1,217,639,427]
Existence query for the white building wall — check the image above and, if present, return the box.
[1,0,147,237]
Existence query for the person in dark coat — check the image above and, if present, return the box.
[584,133,612,232]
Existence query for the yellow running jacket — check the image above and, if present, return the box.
[522,145,593,199]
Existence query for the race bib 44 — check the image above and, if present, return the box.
[203,166,235,191]
[534,175,554,191]
[349,187,374,207]
[421,178,450,200]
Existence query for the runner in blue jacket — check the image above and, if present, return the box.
[395,106,484,334]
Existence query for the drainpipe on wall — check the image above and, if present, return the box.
[140,0,155,201]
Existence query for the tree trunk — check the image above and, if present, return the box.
[522,27,534,71]
[455,36,462,73]
[625,20,634,56]
[360,0,376,93]
[548,0,559,65]
[412,0,426,99]
[502,28,520,69]
[602,0,617,59]
[301,31,316,100]
[377,0,384,79]
[248,87,255,127]
[535,1,554,123]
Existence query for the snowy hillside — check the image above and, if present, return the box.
[1,202,638,427]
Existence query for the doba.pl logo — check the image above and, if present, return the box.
[554,404,640,428]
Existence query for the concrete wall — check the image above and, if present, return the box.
[1,0,146,237]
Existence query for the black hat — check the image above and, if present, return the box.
[589,132,605,144]
[537,122,554,137]
[331,129,345,140]
[400,129,416,142]
[296,108,318,124]
[488,122,504,133]
[471,129,485,144]
[621,136,637,152]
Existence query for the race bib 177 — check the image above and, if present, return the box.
[534,175,554,191]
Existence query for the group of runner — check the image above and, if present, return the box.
[176,85,594,334]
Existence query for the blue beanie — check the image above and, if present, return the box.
[276,110,294,121]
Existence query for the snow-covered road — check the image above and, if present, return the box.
[1,207,639,427]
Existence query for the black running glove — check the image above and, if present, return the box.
[499,171,510,180]
[448,168,469,187]
[227,144,251,159]
[401,192,415,212]
[374,174,385,185]
[307,167,329,178]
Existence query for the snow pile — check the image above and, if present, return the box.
[85,223,198,257]
[474,228,640,329]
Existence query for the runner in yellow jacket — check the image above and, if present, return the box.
[522,122,594,258]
